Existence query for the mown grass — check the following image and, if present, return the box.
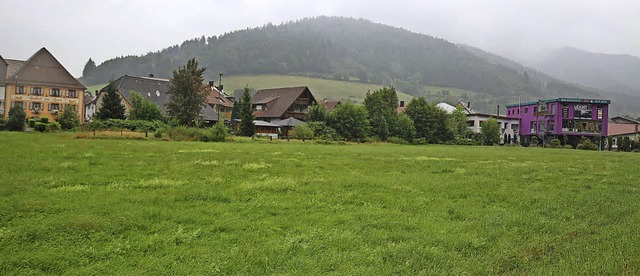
[225,74,414,103]
[1,132,639,274]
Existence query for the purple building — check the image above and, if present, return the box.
[506,98,610,147]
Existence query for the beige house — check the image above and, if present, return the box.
[1,48,86,122]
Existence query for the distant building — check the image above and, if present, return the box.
[608,116,640,149]
[323,99,341,112]
[252,86,317,122]
[506,98,610,147]
[1,48,86,122]
[455,101,519,144]
[94,75,219,124]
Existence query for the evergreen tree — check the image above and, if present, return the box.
[96,83,126,120]
[166,58,208,126]
[82,58,96,78]
[237,86,255,136]
[6,106,26,131]
[129,91,165,121]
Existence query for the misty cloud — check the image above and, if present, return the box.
[1,0,638,76]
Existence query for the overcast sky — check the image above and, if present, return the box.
[1,0,638,77]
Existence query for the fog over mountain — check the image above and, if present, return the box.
[1,0,638,77]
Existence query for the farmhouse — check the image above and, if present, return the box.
[252,86,317,122]
[442,101,519,144]
[1,48,86,122]
[506,98,610,147]
[94,75,221,124]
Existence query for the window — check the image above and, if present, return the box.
[29,102,44,110]
[31,87,43,95]
[525,107,529,113]
[13,101,25,109]
[467,120,475,127]
[517,109,520,115]
[16,86,26,94]
[66,89,78,98]
[562,105,569,118]
[548,120,555,132]
[49,103,61,111]
[511,124,519,130]
[50,88,62,97]
[255,105,263,111]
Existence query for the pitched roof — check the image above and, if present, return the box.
[608,123,640,136]
[0,55,6,84]
[272,117,305,127]
[206,86,234,108]
[324,100,341,112]
[102,74,219,121]
[4,47,86,90]
[611,116,640,125]
[436,102,457,114]
[252,86,314,119]
[106,75,171,112]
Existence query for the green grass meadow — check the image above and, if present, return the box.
[225,74,415,103]
[1,132,639,274]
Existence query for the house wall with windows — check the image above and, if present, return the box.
[506,98,610,145]
[2,48,86,122]
[466,113,520,144]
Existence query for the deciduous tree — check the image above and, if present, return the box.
[129,91,165,121]
[328,101,369,141]
[166,58,208,126]
[480,117,500,145]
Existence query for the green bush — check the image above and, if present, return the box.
[453,137,476,146]
[28,118,37,128]
[34,122,48,132]
[166,126,204,141]
[6,106,26,131]
[550,139,561,148]
[290,124,315,141]
[412,137,428,145]
[47,122,61,132]
[57,106,80,130]
[0,118,6,130]
[578,138,598,151]
[564,145,574,149]
[388,137,409,145]
[202,121,228,142]
[153,129,163,139]
[40,117,49,124]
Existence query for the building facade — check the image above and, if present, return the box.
[1,48,86,122]
[506,98,610,147]
[252,86,317,122]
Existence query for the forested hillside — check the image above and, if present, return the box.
[81,16,636,114]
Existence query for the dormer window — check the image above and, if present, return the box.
[256,105,264,111]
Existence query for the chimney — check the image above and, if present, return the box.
[399,101,405,107]
[209,80,215,89]
[467,102,471,109]
[148,73,154,78]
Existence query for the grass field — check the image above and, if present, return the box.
[1,132,639,274]
[225,74,415,103]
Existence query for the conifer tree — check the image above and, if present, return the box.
[237,86,255,136]
[96,83,126,120]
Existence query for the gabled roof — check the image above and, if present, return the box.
[104,75,171,112]
[206,86,234,108]
[5,47,86,90]
[101,74,219,121]
[252,86,315,119]
[457,101,476,114]
[272,117,304,127]
[324,100,341,112]
[0,55,7,84]
[436,102,457,114]
[611,116,640,125]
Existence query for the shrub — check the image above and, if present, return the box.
[6,106,26,131]
[57,106,80,130]
[0,118,6,130]
[153,129,163,139]
[388,137,409,145]
[412,137,429,145]
[564,145,574,149]
[40,117,49,124]
[550,139,561,148]
[307,121,341,141]
[202,121,228,142]
[578,138,598,151]
[290,124,315,141]
[34,122,48,132]
[28,118,37,128]
[47,122,61,132]
[166,126,203,141]
[453,137,476,146]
